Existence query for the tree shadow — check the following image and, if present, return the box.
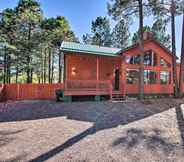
[0,129,24,148]
[112,128,176,155]
[18,100,176,162]
[175,104,184,149]
[29,126,96,162]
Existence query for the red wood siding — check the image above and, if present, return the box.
[123,40,175,95]
[66,54,97,80]
[66,53,121,81]
[1,83,63,101]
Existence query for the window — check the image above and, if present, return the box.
[144,70,157,84]
[160,71,170,84]
[125,56,131,64]
[160,58,171,68]
[125,50,157,66]
[144,52,152,66]
[126,69,139,84]
[134,55,140,64]
[144,50,152,66]
[126,55,140,64]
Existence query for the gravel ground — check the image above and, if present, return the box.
[0,99,184,162]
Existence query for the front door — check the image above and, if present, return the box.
[114,68,120,91]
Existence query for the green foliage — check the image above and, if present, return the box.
[83,16,112,47]
[112,19,130,49]
[83,33,92,44]
[152,19,171,49]
[91,17,112,46]
[42,16,78,46]
[107,0,151,22]
[147,0,183,50]
[132,26,151,44]
[132,21,171,49]
[0,0,78,83]
[148,0,183,17]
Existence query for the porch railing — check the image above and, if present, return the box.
[64,80,112,97]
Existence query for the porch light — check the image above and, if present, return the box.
[72,67,77,76]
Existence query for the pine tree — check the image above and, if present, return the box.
[0,0,78,84]
[112,19,130,49]
[83,34,92,45]
[0,8,18,83]
[148,0,183,97]
[152,19,171,49]
[132,26,152,44]
[41,16,78,83]
[132,20,171,49]
[83,16,112,47]
[108,0,151,100]
[15,0,43,83]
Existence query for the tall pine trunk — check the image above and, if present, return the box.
[15,54,19,83]
[179,10,184,97]
[27,23,32,83]
[26,55,31,83]
[7,55,11,84]
[51,51,54,83]
[43,48,47,83]
[30,68,33,83]
[16,65,18,84]
[3,47,7,84]
[138,0,144,100]
[48,47,51,83]
[171,0,179,97]
[41,49,44,83]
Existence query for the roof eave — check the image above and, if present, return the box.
[61,48,121,57]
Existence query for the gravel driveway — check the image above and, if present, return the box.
[0,99,184,162]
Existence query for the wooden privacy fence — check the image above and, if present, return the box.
[1,83,64,101]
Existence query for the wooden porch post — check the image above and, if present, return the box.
[64,55,68,90]
[157,55,160,84]
[96,56,99,81]
[95,55,100,99]
[121,56,126,97]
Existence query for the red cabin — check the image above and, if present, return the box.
[61,38,184,101]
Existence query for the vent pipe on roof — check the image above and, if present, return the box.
[143,31,153,41]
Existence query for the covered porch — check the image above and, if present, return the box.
[61,42,125,100]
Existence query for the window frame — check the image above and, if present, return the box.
[160,71,171,85]
[144,70,157,84]
[126,69,139,84]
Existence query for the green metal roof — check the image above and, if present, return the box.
[61,41,121,57]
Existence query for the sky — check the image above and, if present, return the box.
[0,0,183,57]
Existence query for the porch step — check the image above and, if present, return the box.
[111,94,126,102]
